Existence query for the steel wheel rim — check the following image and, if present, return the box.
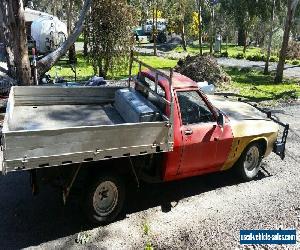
[244,146,260,171]
[93,181,118,216]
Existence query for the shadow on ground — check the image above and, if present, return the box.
[0,165,271,249]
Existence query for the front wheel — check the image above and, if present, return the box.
[85,173,125,225]
[235,142,262,181]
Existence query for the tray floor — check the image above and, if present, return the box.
[9,104,124,131]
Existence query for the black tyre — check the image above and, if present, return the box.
[85,173,125,224]
[235,142,262,181]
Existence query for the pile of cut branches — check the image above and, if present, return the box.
[175,54,230,86]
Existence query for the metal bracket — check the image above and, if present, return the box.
[21,156,28,169]
[273,123,289,160]
[62,164,82,204]
[128,157,140,188]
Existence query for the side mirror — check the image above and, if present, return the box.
[217,113,225,127]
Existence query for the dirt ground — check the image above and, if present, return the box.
[0,102,299,250]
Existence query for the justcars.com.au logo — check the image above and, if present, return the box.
[240,229,296,245]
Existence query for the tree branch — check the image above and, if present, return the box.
[36,0,92,76]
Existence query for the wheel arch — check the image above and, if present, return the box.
[221,136,268,171]
[249,137,268,157]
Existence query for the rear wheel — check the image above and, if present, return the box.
[235,142,262,181]
[85,173,125,224]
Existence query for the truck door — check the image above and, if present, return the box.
[176,90,227,174]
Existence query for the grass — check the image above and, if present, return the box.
[48,53,178,81]
[174,43,263,58]
[48,51,299,103]
[49,53,94,81]
[222,68,300,103]
[76,34,84,43]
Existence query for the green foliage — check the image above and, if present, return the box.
[145,241,153,250]
[235,53,245,59]
[162,0,195,34]
[76,35,84,43]
[246,54,266,62]
[269,56,278,62]
[221,51,229,57]
[292,60,300,65]
[174,44,263,60]
[88,0,137,78]
[143,223,150,235]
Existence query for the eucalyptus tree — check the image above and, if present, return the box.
[88,0,137,78]
[275,0,300,83]
[163,0,195,51]
[264,0,277,74]
[0,0,92,84]
[220,0,260,52]
[0,0,31,84]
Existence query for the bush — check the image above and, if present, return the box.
[269,56,278,62]
[220,51,229,58]
[246,54,266,61]
[235,53,245,59]
[292,60,300,65]
[286,41,300,60]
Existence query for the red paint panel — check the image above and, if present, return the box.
[214,122,234,169]
[161,92,184,179]
[179,123,222,173]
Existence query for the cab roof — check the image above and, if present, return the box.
[141,69,198,90]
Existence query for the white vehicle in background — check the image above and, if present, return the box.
[24,8,68,55]
[143,18,167,35]
[31,16,67,54]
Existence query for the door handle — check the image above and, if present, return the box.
[184,129,193,135]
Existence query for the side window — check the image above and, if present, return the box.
[144,77,166,97]
[136,75,166,112]
[177,91,214,125]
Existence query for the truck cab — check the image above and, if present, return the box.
[136,69,233,182]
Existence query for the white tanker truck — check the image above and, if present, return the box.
[25,8,68,55]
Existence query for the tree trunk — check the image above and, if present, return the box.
[0,13,15,78]
[37,0,92,77]
[152,3,157,56]
[274,0,299,83]
[67,0,74,35]
[83,24,88,56]
[180,20,187,51]
[243,31,247,54]
[264,0,276,75]
[0,0,32,85]
[226,36,228,53]
[209,6,215,54]
[197,0,203,55]
[67,0,77,64]
[238,27,246,46]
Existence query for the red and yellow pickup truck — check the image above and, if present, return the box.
[0,58,288,224]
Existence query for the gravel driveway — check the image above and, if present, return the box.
[0,102,299,249]
[217,58,300,80]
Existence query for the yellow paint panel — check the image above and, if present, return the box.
[221,120,279,171]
